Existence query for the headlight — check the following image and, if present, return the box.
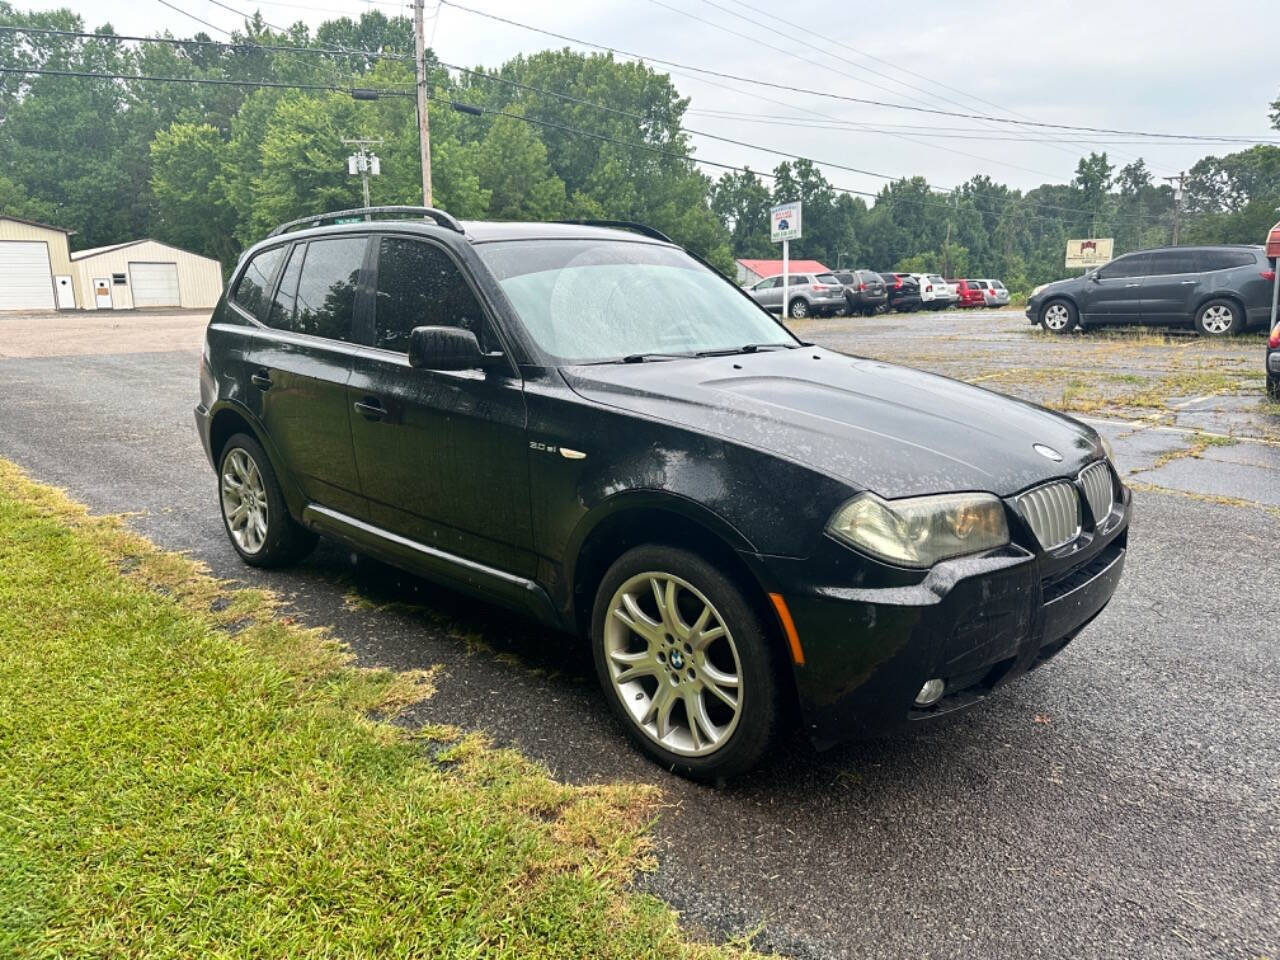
[826,492,1010,568]
[1031,283,1048,297]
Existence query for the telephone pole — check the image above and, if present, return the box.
[1163,171,1186,246]
[343,138,382,209]
[413,0,433,206]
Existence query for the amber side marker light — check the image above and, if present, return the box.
[768,593,805,666]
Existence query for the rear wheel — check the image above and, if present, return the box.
[591,545,782,781]
[1195,299,1243,336]
[1267,374,1280,402]
[1040,299,1077,334]
[218,433,316,567]
[788,298,809,319]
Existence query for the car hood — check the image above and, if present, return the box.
[562,348,1102,499]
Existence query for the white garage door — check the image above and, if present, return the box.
[0,241,55,311]
[128,262,180,307]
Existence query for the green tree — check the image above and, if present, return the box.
[476,113,566,220]
[150,123,237,265]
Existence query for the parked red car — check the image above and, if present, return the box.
[948,278,985,308]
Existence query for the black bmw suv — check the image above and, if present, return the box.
[197,206,1131,780]
[1027,244,1276,335]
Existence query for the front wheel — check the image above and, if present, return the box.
[218,433,316,567]
[591,546,783,781]
[1195,299,1243,336]
[1040,299,1077,334]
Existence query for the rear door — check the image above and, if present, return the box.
[237,235,369,518]
[346,234,535,575]
[1079,253,1150,325]
[1139,248,1202,323]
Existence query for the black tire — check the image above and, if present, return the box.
[1194,298,1243,337]
[217,432,316,567]
[1267,374,1280,402]
[1039,298,1078,334]
[591,545,783,781]
[787,298,809,319]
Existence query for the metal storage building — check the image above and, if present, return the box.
[0,216,81,310]
[71,239,223,310]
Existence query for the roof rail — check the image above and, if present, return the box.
[267,205,464,238]
[553,219,674,244]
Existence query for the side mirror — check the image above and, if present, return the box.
[1089,271,1102,282]
[407,325,501,371]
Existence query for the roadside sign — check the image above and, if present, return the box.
[771,201,802,243]
[1065,238,1114,269]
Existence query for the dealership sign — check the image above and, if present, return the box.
[1065,237,1114,269]
[770,201,802,242]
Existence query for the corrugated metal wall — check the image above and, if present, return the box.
[73,240,224,310]
[0,218,82,308]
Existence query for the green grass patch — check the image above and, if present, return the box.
[0,461,757,959]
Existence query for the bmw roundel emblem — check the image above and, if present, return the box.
[1033,443,1064,462]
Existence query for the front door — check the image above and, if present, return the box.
[1139,248,1202,324]
[753,276,781,311]
[240,235,369,518]
[347,235,535,576]
[93,278,112,309]
[1078,252,1150,325]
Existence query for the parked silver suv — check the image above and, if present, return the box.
[746,272,847,318]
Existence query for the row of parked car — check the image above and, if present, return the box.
[745,270,1009,318]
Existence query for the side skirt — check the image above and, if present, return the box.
[302,504,565,630]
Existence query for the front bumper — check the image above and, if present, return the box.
[759,484,1131,747]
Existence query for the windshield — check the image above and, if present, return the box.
[815,273,841,285]
[475,239,798,363]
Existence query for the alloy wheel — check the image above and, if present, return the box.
[1043,303,1071,331]
[1199,304,1234,335]
[220,448,269,554]
[603,572,743,757]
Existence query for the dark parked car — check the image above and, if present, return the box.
[197,206,1130,780]
[833,269,888,315]
[1027,245,1277,335]
[879,272,923,312]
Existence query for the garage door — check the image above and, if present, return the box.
[128,262,180,307]
[0,241,55,310]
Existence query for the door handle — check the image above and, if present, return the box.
[250,369,272,390]
[353,398,388,421]
[1180,280,1196,285]
[1124,283,1141,287]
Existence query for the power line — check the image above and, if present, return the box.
[0,64,413,96]
[437,0,1277,144]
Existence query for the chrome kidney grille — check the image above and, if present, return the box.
[1079,460,1116,524]
[1017,480,1081,551]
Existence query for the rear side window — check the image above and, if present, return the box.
[232,245,286,319]
[1147,249,1199,275]
[266,244,304,330]
[291,237,366,341]
[1198,249,1257,271]
[373,237,490,353]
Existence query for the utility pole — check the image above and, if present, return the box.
[1163,171,1186,246]
[413,0,433,206]
[344,138,383,209]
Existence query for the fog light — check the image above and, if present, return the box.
[914,678,945,707]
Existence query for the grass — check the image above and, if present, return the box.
[0,460,759,959]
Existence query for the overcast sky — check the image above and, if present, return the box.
[21,0,1280,197]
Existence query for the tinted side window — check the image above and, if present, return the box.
[1199,249,1257,271]
[374,238,489,353]
[231,245,286,319]
[292,237,366,341]
[266,244,304,330]
[1097,254,1150,279]
[1147,249,1199,275]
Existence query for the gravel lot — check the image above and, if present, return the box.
[1,307,1276,959]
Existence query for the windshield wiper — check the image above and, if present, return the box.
[695,343,796,358]
[616,352,694,363]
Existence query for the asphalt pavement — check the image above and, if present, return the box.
[0,310,1276,959]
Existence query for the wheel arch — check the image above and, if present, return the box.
[1193,291,1246,323]
[207,400,307,519]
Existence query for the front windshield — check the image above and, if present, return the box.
[475,239,798,363]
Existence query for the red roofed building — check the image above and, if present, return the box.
[735,258,831,286]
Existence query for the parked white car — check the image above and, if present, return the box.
[910,273,958,310]
[974,279,1011,307]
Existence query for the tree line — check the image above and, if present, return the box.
[2,3,1278,292]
